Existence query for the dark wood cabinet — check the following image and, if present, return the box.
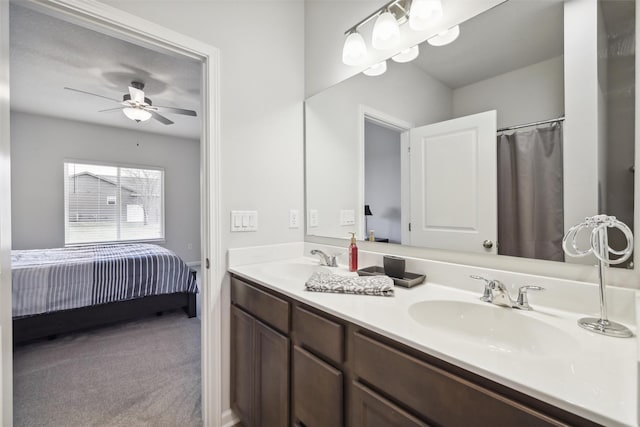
[230,274,600,427]
[230,305,255,426]
[230,304,289,427]
[292,345,344,427]
[255,319,289,427]
[351,381,429,427]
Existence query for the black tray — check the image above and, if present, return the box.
[357,266,426,288]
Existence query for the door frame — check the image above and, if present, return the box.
[357,105,413,241]
[0,1,223,426]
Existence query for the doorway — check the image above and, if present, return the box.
[0,1,222,425]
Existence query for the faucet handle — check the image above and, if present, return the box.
[470,275,493,302]
[515,285,545,311]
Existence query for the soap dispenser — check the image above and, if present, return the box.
[349,232,358,272]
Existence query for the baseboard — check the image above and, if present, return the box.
[222,408,240,427]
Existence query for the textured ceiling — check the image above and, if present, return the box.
[412,0,564,89]
[9,4,202,140]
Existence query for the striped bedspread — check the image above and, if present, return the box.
[12,243,197,318]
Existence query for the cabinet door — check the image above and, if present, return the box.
[293,345,343,427]
[231,305,255,427]
[351,381,429,427]
[255,319,290,427]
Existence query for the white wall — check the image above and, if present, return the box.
[10,112,201,263]
[365,121,402,243]
[305,0,506,97]
[99,0,305,416]
[306,62,452,240]
[452,56,564,129]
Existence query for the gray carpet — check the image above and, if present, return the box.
[13,312,202,427]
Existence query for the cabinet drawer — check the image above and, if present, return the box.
[294,305,344,363]
[293,345,344,427]
[231,276,290,334]
[353,332,564,427]
[351,381,430,427]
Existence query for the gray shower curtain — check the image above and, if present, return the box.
[497,123,564,261]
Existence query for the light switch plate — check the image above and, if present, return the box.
[231,210,258,232]
[309,209,319,228]
[289,209,299,228]
[340,209,355,226]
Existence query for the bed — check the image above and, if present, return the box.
[12,243,198,343]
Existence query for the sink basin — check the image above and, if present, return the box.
[408,300,578,357]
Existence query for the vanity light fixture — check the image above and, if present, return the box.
[363,60,387,76]
[341,0,412,65]
[372,9,401,50]
[342,30,368,66]
[409,0,443,31]
[392,45,420,63]
[123,107,152,122]
[427,25,460,46]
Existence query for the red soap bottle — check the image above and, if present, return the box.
[349,232,358,272]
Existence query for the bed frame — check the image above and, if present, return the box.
[13,292,197,345]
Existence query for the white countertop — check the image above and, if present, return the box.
[229,256,638,427]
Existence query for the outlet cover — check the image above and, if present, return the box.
[289,209,299,228]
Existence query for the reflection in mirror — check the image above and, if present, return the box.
[305,0,635,268]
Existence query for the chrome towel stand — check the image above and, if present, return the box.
[562,215,634,338]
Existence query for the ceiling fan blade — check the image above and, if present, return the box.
[64,87,121,103]
[98,107,125,113]
[150,110,174,125]
[129,86,145,104]
[155,105,198,116]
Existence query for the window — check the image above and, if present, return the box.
[64,162,164,245]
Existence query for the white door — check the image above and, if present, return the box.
[409,111,497,254]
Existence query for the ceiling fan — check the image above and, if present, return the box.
[63,81,197,125]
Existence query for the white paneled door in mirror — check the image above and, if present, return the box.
[409,111,497,254]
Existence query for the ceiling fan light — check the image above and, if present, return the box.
[409,0,443,31]
[123,107,152,122]
[372,11,400,50]
[363,60,387,77]
[342,31,368,66]
[392,45,420,63]
[427,25,460,46]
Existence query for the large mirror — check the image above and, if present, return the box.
[305,0,636,268]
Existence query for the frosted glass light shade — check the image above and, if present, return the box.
[123,107,152,122]
[372,11,400,50]
[363,61,387,77]
[409,0,443,31]
[342,32,367,66]
[392,45,420,63]
[427,25,460,46]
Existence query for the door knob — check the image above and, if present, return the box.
[482,240,494,249]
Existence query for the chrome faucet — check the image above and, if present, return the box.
[470,275,544,310]
[310,249,338,267]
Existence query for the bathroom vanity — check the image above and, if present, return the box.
[228,255,637,427]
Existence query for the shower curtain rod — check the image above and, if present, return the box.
[497,116,565,132]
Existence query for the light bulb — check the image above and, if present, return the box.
[372,11,400,50]
[392,45,420,63]
[427,25,460,46]
[409,0,443,31]
[342,31,367,66]
[123,107,152,122]
[363,61,387,77]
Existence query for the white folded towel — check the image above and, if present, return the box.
[305,271,394,297]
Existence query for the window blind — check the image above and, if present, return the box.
[64,162,164,245]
